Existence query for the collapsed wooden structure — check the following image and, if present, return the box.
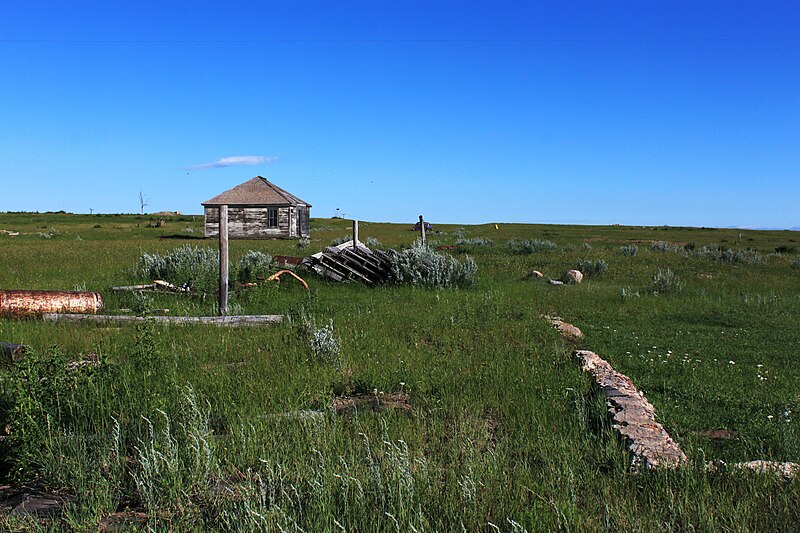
[301,240,396,285]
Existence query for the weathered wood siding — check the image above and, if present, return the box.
[205,206,292,239]
[297,206,310,237]
[289,207,297,238]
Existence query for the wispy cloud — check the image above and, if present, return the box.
[187,155,277,170]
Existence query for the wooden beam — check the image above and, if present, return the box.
[419,214,426,244]
[352,219,359,250]
[42,314,284,327]
[219,204,229,316]
[110,284,157,292]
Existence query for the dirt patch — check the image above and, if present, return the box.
[486,411,501,449]
[333,392,412,416]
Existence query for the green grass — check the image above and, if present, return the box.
[0,213,799,530]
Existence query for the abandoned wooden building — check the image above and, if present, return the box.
[202,176,311,239]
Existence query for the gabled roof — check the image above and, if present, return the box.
[201,177,311,207]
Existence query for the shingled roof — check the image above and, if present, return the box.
[202,177,311,207]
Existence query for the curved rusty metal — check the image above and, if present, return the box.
[0,290,103,317]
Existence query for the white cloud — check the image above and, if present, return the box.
[188,155,277,170]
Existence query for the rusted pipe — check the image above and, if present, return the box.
[0,290,103,317]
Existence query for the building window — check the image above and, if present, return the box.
[267,208,278,228]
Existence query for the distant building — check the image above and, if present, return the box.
[202,176,311,239]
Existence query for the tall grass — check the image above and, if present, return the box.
[1,213,799,530]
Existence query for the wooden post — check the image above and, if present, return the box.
[419,214,426,245]
[219,205,229,317]
[352,219,359,249]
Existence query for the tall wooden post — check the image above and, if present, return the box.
[419,214,426,245]
[352,219,359,249]
[219,205,229,317]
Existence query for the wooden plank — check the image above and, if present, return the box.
[42,314,284,326]
[339,249,386,279]
[349,247,391,273]
[318,254,364,282]
[319,254,374,284]
[110,284,157,291]
[219,205,229,316]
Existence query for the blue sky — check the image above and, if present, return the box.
[1,1,798,228]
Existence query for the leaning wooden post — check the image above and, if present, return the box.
[219,204,229,317]
[352,219,359,250]
[419,214,426,245]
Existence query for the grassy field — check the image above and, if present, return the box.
[0,212,798,531]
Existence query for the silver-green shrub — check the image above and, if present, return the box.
[236,251,273,283]
[619,244,638,256]
[366,236,381,248]
[506,239,557,254]
[297,313,342,366]
[297,236,311,249]
[576,258,607,276]
[651,241,679,253]
[138,245,219,292]
[697,244,763,264]
[390,240,477,289]
[456,237,494,247]
[651,268,684,294]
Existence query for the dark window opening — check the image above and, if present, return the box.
[267,208,278,228]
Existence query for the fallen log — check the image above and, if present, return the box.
[1,342,27,364]
[42,313,283,327]
[0,290,102,317]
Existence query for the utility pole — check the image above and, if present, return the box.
[218,205,229,316]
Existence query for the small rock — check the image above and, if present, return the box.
[548,279,564,286]
[11,494,63,518]
[555,321,583,338]
[529,270,544,279]
[562,270,584,284]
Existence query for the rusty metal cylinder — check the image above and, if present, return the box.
[0,290,103,317]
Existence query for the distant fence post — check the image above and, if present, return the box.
[219,205,229,317]
[419,214,426,245]
[352,219,359,249]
